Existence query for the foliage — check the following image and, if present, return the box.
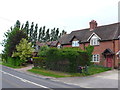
[32,24,38,46]
[2,22,27,58]
[2,57,22,66]
[32,57,46,68]
[12,38,34,64]
[38,27,42,42]
[29,22,34,42]
[85,45,94,65]
[37,46,93,73]
[28,65,111,78]
[2,62,25,68]
[38,46,49,57]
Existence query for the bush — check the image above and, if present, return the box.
[38,46,49,57]
[5,57,21,66]
[37,46,94,73]
[44,47,93,73]
[33,57,46,68]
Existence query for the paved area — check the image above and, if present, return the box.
[14,64,119,88]
[14,64,34,72]
[53,70,118,88]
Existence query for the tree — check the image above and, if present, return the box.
[41,26,45,42]
[29,22,34,42]
[24,21,29,36]
[61,30,66,36]
[33,24,38,46]
[38,27,42,42]
[14,20,20,28]
[12,38,34,64]
[50,28,56,41]
[55,28,59,40]
[59,33,62,38]
[3,27,27,57]
[45,28,50,42]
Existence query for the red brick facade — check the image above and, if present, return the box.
[60,39,119,68]
[57,21,120,68]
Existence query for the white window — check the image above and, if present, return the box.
[90,35,99,46]
[92,54,100,62]
[57,44,61,49]
[72,41,79,47]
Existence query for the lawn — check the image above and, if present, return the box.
[28,65,112,78]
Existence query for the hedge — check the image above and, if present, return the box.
[33,57,46,68]
[34,46,94,73]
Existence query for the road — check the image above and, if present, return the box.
[1,65,84,90]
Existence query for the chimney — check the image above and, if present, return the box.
[89,20,97,31]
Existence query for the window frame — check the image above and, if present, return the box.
[92,54,100,62]
[57,44,61,49]
[90,37,99,46]
[72,40,80,47]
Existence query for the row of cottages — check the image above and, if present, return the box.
[36,20,120,68]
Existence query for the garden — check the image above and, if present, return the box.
[28,45,111,77]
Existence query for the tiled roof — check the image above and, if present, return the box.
[58,22,120,45]
[50,41,58,46]
[36,41,58,47]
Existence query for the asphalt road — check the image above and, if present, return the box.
[1,65,83,90]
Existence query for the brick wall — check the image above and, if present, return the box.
[62,40,119,68]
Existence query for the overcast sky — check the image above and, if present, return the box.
[0,0,119,53]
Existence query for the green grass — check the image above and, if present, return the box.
[2,63,25,68]
[0,62,2,65]
[87,65,111,75]
[28,68,71,78]
[28,65,111,78]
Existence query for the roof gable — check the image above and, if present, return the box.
[87,32,101,41]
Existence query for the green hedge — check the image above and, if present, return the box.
[45,47,93,73]
[36,46,94,73]
[33,57,46,68]
[4,57,21,66]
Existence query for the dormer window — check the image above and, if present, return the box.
[72,41,79,47]
[57,44,61,49]
[87,33,101,46]
[90,38,99,46]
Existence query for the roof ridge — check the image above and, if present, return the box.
[72,22,119,32]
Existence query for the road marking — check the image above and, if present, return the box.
[0,70,53,90]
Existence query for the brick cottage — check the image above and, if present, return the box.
[36,20,120,68]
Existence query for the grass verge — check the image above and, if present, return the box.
[28,65,111,78]
[0,62,2,65]
[28,67,71,78]
[2,63,25,68]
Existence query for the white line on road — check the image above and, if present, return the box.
[0,70,53,90]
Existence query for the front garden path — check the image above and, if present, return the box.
[14,64,34,72]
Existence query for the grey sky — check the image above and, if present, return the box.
[0,0,119,53]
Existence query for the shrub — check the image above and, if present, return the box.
[33,57,46,68]
[5,57,21,66]
[45,47,93,73]
[38,46,49,57]
[36,46,94,73]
